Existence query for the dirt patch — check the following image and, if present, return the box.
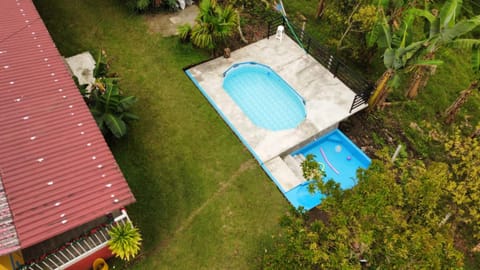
[146,5,198,37]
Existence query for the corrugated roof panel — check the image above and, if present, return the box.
[0,0,136,253]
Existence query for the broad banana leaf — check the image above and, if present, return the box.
[413,59,444,67]
[122,112,140,121]
[118,96,138,111]
[384,48,395,68]
[104,113,127,138]
[439,0,463,28]
[441,16,480,43]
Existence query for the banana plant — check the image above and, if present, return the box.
[89,78,138,138]
[406,0,480,98]
[367,9,430,109]
[108,222,142,261]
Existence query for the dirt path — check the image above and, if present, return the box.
[146,5,198,37]
[173,159,255,234]
[133,159,257,263]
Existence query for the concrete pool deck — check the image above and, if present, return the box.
[186,35,367,193]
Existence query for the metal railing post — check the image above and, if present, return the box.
[333,59,340,78]
[306,38,311,54]
[267,21,271,39]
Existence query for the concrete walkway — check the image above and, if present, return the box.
[187,35,367,192]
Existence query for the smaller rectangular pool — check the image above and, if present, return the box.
[285,129,371,210]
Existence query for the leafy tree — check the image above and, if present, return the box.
[444,128,480,240]
[188,0,237,53]
[108,222,142,261]
[406,0,480,98]
[264,150,465,269]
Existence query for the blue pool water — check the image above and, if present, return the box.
[285,129,371,210]
[223,62,306,131]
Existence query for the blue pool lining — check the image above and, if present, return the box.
[222,61,306,106]
[291,129,371,164]
[185,69,288,194]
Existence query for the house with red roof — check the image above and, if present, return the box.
[0,0,136,269]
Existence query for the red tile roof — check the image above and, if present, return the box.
[0,0,136,254]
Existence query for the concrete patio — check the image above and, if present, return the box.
[186,35,367,193]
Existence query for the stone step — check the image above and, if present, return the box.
[284,155,305,180]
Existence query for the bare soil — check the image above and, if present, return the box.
[145,5,198,37]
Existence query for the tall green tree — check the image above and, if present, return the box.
[190,0,237,52]
[406,0,480,98]
[264,128,480,268]
[263,150,464,269]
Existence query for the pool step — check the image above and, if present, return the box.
[284,154,306,180]
[293,154,306,163]
[264,157,305,192]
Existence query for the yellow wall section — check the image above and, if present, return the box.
[0,251,24,270]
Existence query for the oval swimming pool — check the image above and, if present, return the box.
[223,62,306,131]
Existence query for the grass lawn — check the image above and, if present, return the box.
[33,0,289,269]
[32,0,480,268]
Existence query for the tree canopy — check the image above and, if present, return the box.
[264,130,480,268]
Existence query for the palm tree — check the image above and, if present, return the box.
[368,10,427,109]
[406,0,480,98]
[108,222,142,261]
[190,0,237,53]
[444,45,480,124]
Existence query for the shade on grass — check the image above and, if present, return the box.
[33,0,289,269]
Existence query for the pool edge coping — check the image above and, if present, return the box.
[184,69,289,197]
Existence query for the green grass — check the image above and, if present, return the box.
[33,0,288,268]
[388,48,480,159]
[32,0,480,268]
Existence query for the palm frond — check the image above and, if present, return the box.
[449,38,480,49]
[191,24,215,49]
[177,23,192,41]
[108,222,142,261]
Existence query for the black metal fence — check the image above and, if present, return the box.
[266,16,373,113]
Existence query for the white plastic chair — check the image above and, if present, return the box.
[275,25,284,40]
